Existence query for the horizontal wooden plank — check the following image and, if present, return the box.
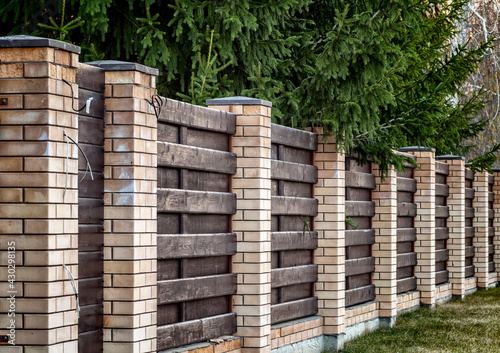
[78,331,103,353]
[78,89,105,118]
[271,160,317,184]
[435,162,449,176]
[397,252,417,268]
[435,227,449,241]
[79,172,104,199]
[76,63,105,92]
[78,224,103,252]
[436,249,449,263]
[157,189,236,215]
[345,201,375,218]
[78,277,103,306]
[157,142,236,175]
[465,207,475,220]
[397,166,414,179]
[157,233,236,259]
[271,265,318,288]
[157,274,236,305]
[398,203,416,217]
[78,143,104,172]
[271,297,318,325]
[345,229,375,247]
[271,231,318,251]
[397,228,416,243]
[271,196,318,216]
[465,246,475,258]
[397,277,417,294]
[397,177,417,193]
[345,171,376,190]
[346,157,371,173]
[465,188,475,200]
[79,304,102,333]
[436,270,449,285]
[78,116,104,146]
[159,98,236,134]
[157,313,236,350]
[271,123,317,151]
[465,265,475,278]
[346,257,375,277]
[435,205,449,219]
[465,227,474,238]
[345,284,376,307]
[435,183,449,198]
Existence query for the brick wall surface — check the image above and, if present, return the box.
[313,131,346,337]
[411,149,436,306]
[88,61,158,353]
[396,292,420,313]
[271,317,322,350]
[493,170,500,282]
[207,98,273,353]
[2,36,500,353]
[473,172,489,288]
[0,37,80,352]
[440,158,465,297]
[372,165,397,321]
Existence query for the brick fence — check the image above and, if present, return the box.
[0,35,499,353]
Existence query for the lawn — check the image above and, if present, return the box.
[335,287,500,353]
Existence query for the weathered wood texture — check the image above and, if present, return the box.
[465,169,475,278]
[270,125,318,323]
[345,157,376,306]
[157,313,236,350]
[76,64,105,351]
[488,175,496,273]
[435,162,450,285]
[397,166,417,294]
[157,99,238,348]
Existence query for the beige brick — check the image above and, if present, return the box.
[0,63,24,77]
[0,47,54,63]
[0,125,23,140]
[0,94,23,109]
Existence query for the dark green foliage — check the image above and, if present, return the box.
[0,0,496,172]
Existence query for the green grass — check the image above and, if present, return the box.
[334,287,500,353]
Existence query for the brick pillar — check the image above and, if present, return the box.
[313,130,345,348]
[437,156,465,297]
[473,171,489,288]
[400,147,436,307]
[88,61,158,352]
[0,35,80,351]
[493,169,500,282]
[372,165,397,326]
[207,97,272,353]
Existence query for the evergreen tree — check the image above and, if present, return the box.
[0,0,494,172]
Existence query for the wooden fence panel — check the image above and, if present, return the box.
[397,163,418,294]
[435,161,450,285]
[156,98,237,350]
[465,169,475,278]
[270,124,318,324]
[489,174,496,273]
[345,157,376,306]
[76,63,105,351]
